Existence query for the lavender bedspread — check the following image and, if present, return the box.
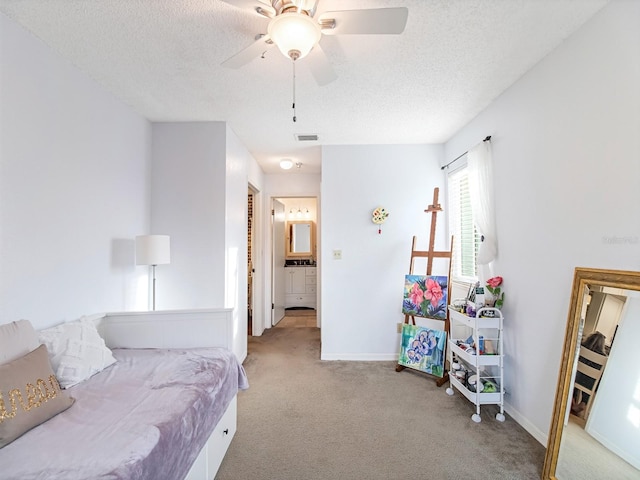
[0,347,248,480]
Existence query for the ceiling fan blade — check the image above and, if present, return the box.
[318,7,408,35]
[218,0,275,17]
[306,44,337,86]
[222,35,274,69]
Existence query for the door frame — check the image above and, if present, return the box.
[248,182,263,337]
[271,198,286,327]
[270,195,320,329]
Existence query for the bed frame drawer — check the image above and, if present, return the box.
[207,395,237,475]
[185,395,237,480]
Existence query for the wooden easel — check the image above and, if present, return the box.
[396,187,453,387]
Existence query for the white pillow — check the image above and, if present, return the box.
[0,319,40,365]
[39,316,116,388]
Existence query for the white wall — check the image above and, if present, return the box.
[320,145,446,359]
[0,13,151,329]
[226,126,263,361]
[443,0,640,443]
[150,122,227,310]
[278,198,318,224]
[149,122,261,361]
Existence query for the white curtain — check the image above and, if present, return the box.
[467,140,497,266]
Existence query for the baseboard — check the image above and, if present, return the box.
[504,401,548,446]
[589,429,640,470]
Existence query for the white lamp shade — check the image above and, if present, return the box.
[135,235,171,266]
[267,12,321,60]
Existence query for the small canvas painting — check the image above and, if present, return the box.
[398,324,447,377]
[402,275,448,319]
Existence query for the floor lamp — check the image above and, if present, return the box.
[135,235,171,310]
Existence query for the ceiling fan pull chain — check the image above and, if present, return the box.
[292,59,297,123]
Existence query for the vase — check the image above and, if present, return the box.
[484,294,496,308]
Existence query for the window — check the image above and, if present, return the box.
[447,165,480,282]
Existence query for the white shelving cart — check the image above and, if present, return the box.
[446,306,505,423]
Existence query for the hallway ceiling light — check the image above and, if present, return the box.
[280,159,293,170]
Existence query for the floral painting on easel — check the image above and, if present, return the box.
[398,324,447,377]
[402,275,448,319]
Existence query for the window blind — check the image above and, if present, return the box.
[448,166,480,282]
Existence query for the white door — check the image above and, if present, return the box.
[596,294,624,345]
[272,199,286,326]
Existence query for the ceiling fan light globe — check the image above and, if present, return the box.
[268,12,321,60]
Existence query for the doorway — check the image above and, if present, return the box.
[247,184,263,337]
[247,189,254,335]
[272,199,286,327]
[272,196,319,328]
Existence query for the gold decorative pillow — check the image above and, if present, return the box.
[0,344,75,448]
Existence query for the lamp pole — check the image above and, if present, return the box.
[151,264,157,311]
[135,234,170,312]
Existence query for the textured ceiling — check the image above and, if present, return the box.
[0,0,610,173]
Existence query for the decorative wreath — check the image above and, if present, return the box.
[372,207,389,225]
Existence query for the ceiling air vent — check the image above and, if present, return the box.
[295,134,319,142]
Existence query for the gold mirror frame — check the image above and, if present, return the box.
[542,267,640,479]
[285,220,314,258]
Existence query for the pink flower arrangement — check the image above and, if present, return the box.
[485,276,504,309]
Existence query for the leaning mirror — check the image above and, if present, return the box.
[286,221,313,258]
[543,268,640,479]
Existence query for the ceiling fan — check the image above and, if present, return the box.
[220,0,409,86]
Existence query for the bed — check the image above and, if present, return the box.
[0,309,247,480]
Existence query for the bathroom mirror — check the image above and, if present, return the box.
[286,221,314,258]
[543,267,640,479]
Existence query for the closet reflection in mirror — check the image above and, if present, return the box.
[286,221,314,257]
[543,268,640,480]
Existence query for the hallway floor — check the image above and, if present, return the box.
[276,309,317,328]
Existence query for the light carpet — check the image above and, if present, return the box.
[215,327,545,480]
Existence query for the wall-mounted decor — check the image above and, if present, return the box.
[402,275,448,320]
[371,206,389,234]
[398,324,447,377]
